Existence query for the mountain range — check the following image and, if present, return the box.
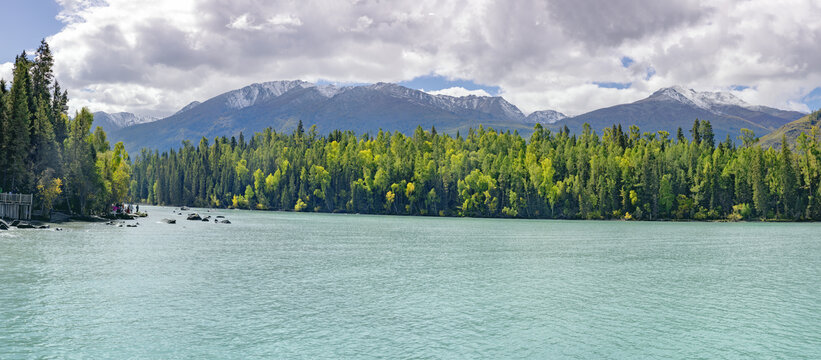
[102,81,806,152]
[107,81,538,152]
[548,86,804,142]
[92,111,158,134]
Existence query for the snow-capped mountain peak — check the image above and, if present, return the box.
[95,111,158,128]
[225,80,312,109]
[525,110,567,124]
[315,84,344,98]
[652,85,751,111]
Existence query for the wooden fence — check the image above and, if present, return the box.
[0,193,33,220]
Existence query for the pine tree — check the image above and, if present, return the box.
[31,39,54,104]
[3,54,34,192]
[700,119,715,148]
[64,108,99,214]
[0,79,8,189]
[676,127,685,143]
[690,119,701,144]
[778,134,797,218]
[296,120,305,137]
[31,96,60,179]
[51,81,68,144]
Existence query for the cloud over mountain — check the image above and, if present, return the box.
[41,0,821,118]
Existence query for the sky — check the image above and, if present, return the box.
[1,0,820,118]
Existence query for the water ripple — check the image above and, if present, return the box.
[1,208,820,358]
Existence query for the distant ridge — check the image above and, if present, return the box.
[758,109,821,148]
[108,81,535,152]
[92,111,158,134]
[104,82,805,152]
[550,86,805,142]
[525,110,567,124]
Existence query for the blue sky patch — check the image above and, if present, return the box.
[594,81,632,89]
[620,56,635,68]
[801,87,821,111]
[730,85,750,91]
[399,75,501,96]
[645,67,656,80]
[1,0,63,63]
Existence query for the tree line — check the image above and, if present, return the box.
[0,40,131,217]
[132,115,821,221]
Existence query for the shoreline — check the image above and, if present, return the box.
[133,204,819,224]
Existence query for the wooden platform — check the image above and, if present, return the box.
[0,193,33,220]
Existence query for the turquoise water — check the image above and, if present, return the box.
[1,206,820,358]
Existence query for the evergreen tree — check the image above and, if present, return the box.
[64,108,100,214]
[31,39,54,104]
[31,96,60,181]
[51,81,68,144]
[700,119,715,148]
[3,54,34,191]
[0,40,130,217]
[690,119,701,144]
[0,79,8,189]
[676,127,685,143]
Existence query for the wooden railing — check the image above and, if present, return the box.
[0,193,33,220]
[0,193,33,204]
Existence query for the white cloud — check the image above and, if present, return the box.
[228,13,302,32]
[427,87,492,97]
[40,0,821,117]
[268,14,302,27]
[0,62,12,85]
[227,14,262,31]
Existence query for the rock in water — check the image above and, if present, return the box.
[187,213,202,221]
[0,220,8,230]
[162,218,176,224]
[219,219,231,224]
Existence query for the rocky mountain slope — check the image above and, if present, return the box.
[104,82,805,152]
[550,86,804,142]
[758,109,821,148]
[109,81,532,151]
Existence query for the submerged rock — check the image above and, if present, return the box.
[219,219,231,224]
[161,218,176,224]
[16,222,35,229]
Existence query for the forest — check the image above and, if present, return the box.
[4,40,821,222]
[0,40,130,217]
[131,115,821,221]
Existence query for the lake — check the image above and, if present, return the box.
[1,206,820,358]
